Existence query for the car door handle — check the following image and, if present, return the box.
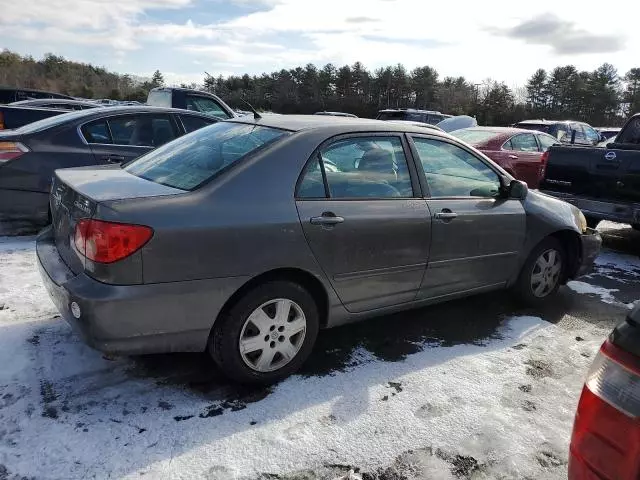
[434,210,458,221]
[310,212,344,225]
[102,155,125,163]
[508,154,519,159]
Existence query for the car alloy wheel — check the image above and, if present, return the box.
[530,248,562,298]
[238,298,307,373]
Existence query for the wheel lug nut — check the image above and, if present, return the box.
[264,335,270,342]
[278,326,285,332]
[270,341,276,348]
[270,325,276,331]
[278,336,285,342]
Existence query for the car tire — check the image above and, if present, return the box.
[209,280,319,384]
[514,237,565,306]
[585,216,601,229]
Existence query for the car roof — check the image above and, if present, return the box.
[516,119,580,125]
[459,126,548,135]
[71,105,216,118]
[227,114,454,136]
[378,108,442,114]
[10,98,98,107]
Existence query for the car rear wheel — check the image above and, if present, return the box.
[514,237,565,305]
[209,280,319,384]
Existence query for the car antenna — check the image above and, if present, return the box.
[240,98,262,120]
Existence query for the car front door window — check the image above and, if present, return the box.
[185,95,230,119]
[584,125,600,145]
[411,137,501,198]
[537,134,557,151]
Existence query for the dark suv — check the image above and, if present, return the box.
[513,119,603,146]
[376,108,451,125]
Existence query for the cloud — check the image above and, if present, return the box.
[345,16,379,24]
[490,14,626,55]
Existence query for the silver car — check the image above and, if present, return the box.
[37,115,602,383]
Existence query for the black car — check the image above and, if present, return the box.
[0,106,218,227]
[376,108,451,125]
[9,99,99,111]
[514,119,603,146]
[0,86,73,104]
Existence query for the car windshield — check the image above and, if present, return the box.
[124,122,290,191]
[452,129,503,145]
[14,109,94,133]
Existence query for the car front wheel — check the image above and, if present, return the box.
[514,237,565,305]
[210,280,319,384]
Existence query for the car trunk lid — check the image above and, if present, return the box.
[51,166,184,273]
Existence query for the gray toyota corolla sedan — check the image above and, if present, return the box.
[37,115,602,383]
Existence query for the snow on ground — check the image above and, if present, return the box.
[0,234,638,479]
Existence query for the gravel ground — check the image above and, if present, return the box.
[0,222,638,480]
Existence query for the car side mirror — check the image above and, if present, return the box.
[508,179,528,200]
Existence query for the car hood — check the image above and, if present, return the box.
[55,165,184,202]
[436,115,478,133]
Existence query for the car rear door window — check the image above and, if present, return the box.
[185,95,230,119]
[125,122,289,191]
[298,136,414,199]
[412,137,501,198]
[82,120,111,144]
[106,115,177,147]
[502,139,513,150]
[179,115,217,133]
[510,134,538,152]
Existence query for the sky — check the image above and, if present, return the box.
[1,0,637,88]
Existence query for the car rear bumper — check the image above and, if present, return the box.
[0,188,49,225]
[576,229,602,277]
[36,227,250,355]
[540,191,640,225]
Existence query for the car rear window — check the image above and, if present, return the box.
[452,129,504,145]
[515,123,552,134]
[377,111,423,122]
[124,122,290,191]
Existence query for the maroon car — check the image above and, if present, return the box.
[453,127,558,188]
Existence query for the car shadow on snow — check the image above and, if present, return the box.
[123,288,574,413]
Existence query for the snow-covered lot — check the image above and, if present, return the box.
[0,223,638,480]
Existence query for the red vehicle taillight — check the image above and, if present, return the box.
[0,141,29,163]
[74,219,153,264]
[569,340,640,479]
[539,151,549,179]
[0,112,5,130]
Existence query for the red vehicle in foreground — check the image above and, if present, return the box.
[452,127,558,188]
[570,304,640,479]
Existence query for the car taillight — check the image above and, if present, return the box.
[539,151,549,179]
[74,219,153,264]
[0,142,29,163]
[0,112,4,129]
[569,340,640,479]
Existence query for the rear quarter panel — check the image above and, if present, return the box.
[99,130,336,286]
